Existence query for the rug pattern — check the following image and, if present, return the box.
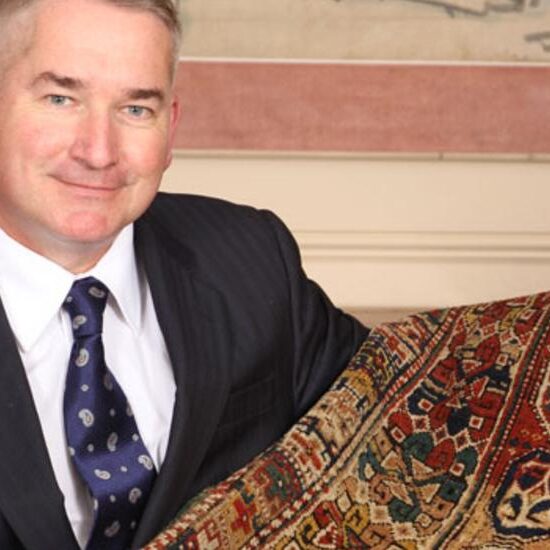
[144,292,550,549]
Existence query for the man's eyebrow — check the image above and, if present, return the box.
[31,71,85,90]
[123,88,166,104]
[30,73,166,103]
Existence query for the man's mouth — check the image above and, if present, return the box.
[50,174,125,192]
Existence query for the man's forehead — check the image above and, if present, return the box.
[2,0,176,52]
[30,0,173,47]
[17,1,174,85]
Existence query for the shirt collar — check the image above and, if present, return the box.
[85,224,142,334]
[0,224,141,352]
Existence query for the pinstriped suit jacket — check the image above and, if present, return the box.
[0,193,368,549]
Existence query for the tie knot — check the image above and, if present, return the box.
[64,277,109,337]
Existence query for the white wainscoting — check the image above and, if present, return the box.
[162,153,550,316]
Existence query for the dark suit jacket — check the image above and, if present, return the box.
[0,193,368,549]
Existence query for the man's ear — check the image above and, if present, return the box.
[165,95,181,169]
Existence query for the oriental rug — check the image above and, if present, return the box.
[144,292,550,549]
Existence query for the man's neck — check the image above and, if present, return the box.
[0,227,117,274]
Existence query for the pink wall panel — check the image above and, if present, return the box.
[174,61,550,154]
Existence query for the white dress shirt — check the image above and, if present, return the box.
[0,225,176,548]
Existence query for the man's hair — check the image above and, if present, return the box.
[0,0,182,77]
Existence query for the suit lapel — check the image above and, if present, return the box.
[0,303,78,550]
[132,218,232,547]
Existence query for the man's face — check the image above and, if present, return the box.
[0,0,180,270]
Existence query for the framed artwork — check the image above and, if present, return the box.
[180,0,550,63]
[175,0,550,154]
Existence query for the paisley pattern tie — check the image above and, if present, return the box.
[63,277,156,549]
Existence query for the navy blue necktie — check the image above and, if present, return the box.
[63,277,156,549]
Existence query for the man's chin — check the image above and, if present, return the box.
[52,215,125,256]
[51,227,121,273]
[60,211,123,240]
[58,228,121,251]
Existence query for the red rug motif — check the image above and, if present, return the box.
[144,292,550,549]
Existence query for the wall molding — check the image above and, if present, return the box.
[296,231,550,262]
[173,149,550,163]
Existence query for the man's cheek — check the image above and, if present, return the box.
[125,137,170,176]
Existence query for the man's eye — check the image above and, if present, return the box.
[47,95,72,106]
[126,105,153,119]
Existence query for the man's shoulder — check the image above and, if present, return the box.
[137,192,289,260]
[135,192,298,297]
[146,192,267,231]
[152,192,259,215]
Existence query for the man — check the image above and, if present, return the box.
[0,1,367,549]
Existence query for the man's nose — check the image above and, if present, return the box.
[70,111,119,169]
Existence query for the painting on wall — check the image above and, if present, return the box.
[174,0,550,156]
[180,0,550,62]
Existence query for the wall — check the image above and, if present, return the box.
[162,154,550,321]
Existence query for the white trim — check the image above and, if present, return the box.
[177,56,550,68]
[172,150,550,163]
[296,231,550,261]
